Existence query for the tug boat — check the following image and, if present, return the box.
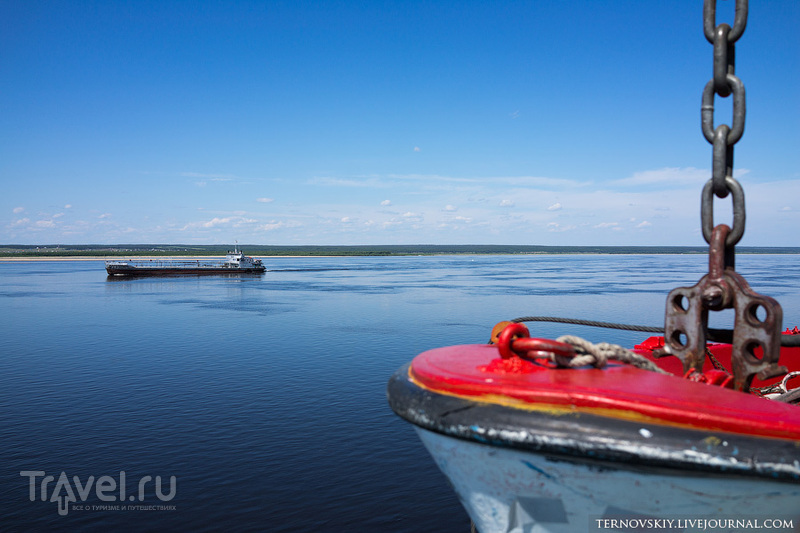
[105,247,265,276]
[387,324,800,532]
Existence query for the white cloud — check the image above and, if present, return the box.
[181,216,257,231]
[203,217,232,228]
[382,218,402,228]
[258,221,291,231]
[188,172,237,188]
[413,146,421,152]
[64,204,72,209]
[490,176,587,188]
[309,176,386,188]
[546,222,576,232]
[181,172,236,180]
[9,169,794,246]
[612,167,711,188]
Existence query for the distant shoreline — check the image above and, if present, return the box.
[3,250,800,262]
[2,244,800,260]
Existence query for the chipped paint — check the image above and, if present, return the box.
[416,428,800,533]
[404,346,800,441]
[521,461,555,481]
[388,365,800,482]
[417,413,800,479]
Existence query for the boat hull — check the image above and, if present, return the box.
[387,341,800,532]
[105,249,266,276]
[388,360,800,480]
[105,265,265,276]
[416,428,799,533]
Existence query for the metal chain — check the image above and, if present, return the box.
[661,0,787,392]
[700,0,747,247]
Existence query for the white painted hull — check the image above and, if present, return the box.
[416,428,800,533]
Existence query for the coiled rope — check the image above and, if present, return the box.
[495,322,669,374]
[555,335,669,374]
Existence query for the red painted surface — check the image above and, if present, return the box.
[634,334,800,390]
[410,342,800,440]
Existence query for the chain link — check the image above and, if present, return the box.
[703,0,748,44]
[700,0,746,245]
[701,176,745,246]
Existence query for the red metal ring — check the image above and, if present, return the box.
[513,337,576,360]
[496,323,576,361]
[497,323,530,359]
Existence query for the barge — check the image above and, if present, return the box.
[105,247,265,276]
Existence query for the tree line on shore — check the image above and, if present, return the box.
[3,244,800,257]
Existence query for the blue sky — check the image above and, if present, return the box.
[2,1,798,246]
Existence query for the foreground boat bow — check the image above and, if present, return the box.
[388,337,800,531]
[387,2,799,530]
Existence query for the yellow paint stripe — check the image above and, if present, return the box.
[407,368,798,440]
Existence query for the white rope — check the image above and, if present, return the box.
[555,335,670,374]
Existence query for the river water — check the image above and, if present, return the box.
[2,254,799,531]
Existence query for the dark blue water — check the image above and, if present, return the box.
[2,254,800,532]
